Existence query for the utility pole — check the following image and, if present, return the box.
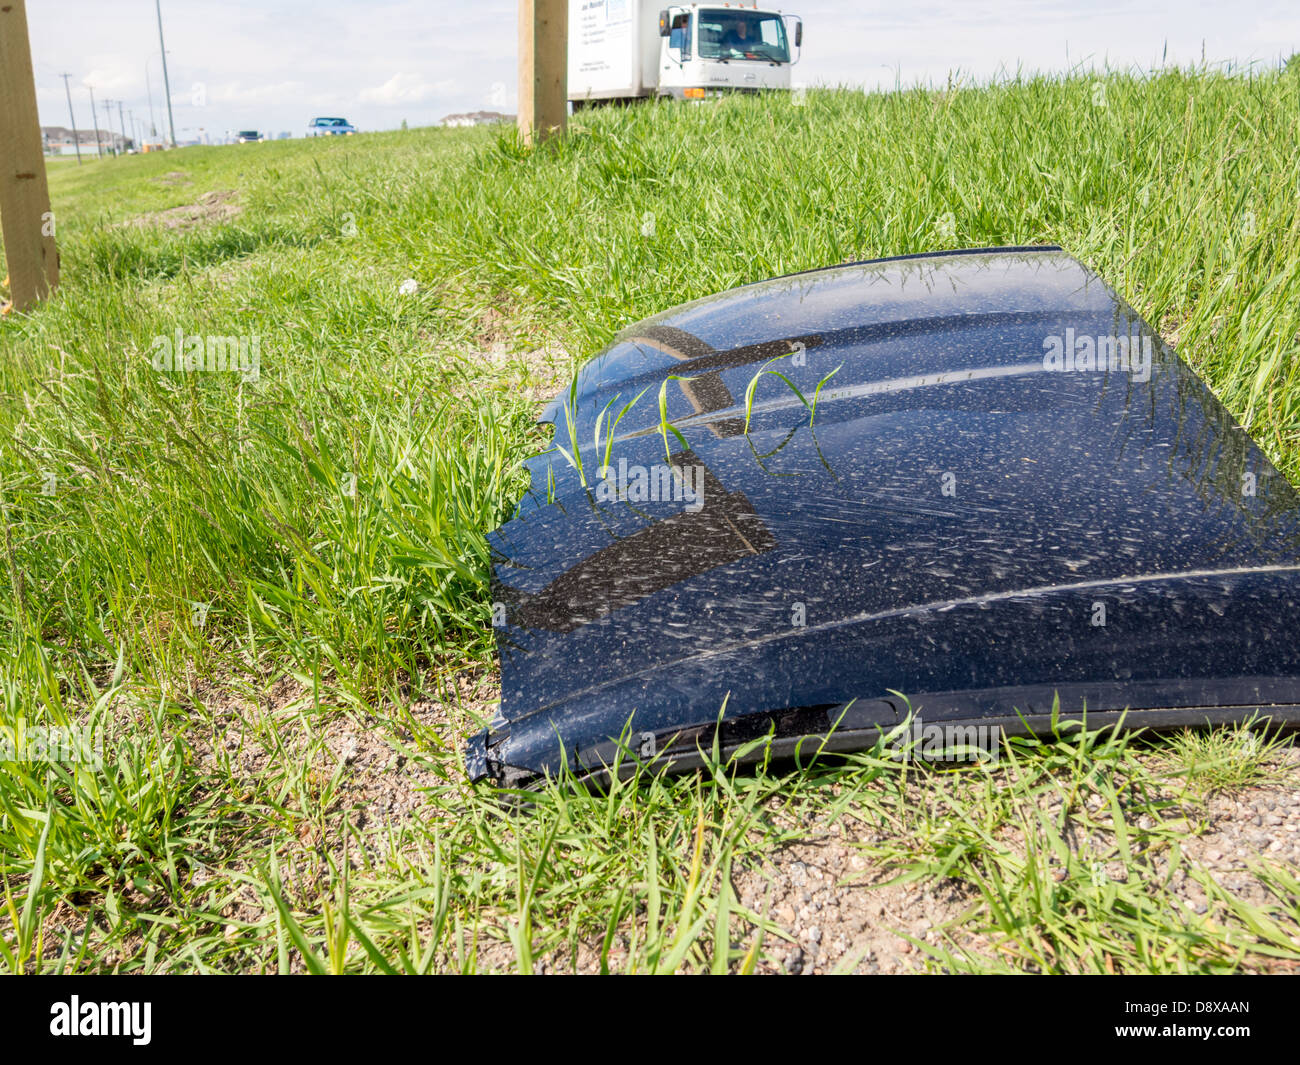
[102,97,114,154]
[0,0,60,310]
[117,100,126,152]
[145,62,157,141]
[87,84,102,157]
[155,0,176,147]
[518,0,567,146]
[60,73,82,164]
[126,108,134,150]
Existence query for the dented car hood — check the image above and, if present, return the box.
[466,247,1300,785]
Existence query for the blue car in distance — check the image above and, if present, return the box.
[306,117,356,137]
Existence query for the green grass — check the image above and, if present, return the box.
[2,66,1300,972]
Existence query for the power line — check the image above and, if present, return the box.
[59,73,82,164]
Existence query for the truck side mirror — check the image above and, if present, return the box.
[659,9,670,36]
[795,21,802,47]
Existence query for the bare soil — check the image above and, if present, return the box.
[125,189,242,230]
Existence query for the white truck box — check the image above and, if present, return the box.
[569,0,661,101]
[569,1,801,104]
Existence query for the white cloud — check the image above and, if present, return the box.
[81,56,143,95]
[360,72,458,105]
[209,80,310,106]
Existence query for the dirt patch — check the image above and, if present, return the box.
[1172,758,1300,908]
[441,337,571,406]
[472,742,1300,974]
[154,170,192,187]
[731,817,979,974]
[125,189,242,230]
[474,802,983,975]
[183,668,492,811]
[466,299,573,400]
[318,670,499,842]
[33,666,499,972]
[508,341,571,402]
[475,304,512,353]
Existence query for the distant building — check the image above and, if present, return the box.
[441,110,513,128]
[42,125,130,155]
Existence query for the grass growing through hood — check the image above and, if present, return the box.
[2,63,1300,971]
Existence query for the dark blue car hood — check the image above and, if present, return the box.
[466,247,1300,785]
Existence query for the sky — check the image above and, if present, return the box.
[27,1,1300,142]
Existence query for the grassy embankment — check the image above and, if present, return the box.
[2,68,1300,972]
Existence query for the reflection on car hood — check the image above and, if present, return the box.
[466,247,1300,785]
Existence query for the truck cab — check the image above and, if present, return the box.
[658,5,801,98]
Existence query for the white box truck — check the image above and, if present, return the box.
[568,1,802,107]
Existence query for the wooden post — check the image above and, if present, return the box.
[0,0,58,312]
[518,0,566,146]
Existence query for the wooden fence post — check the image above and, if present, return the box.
[518,0,567,146]
[0,0,59,312]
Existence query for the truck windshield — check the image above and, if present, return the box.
[697,9,789,62]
